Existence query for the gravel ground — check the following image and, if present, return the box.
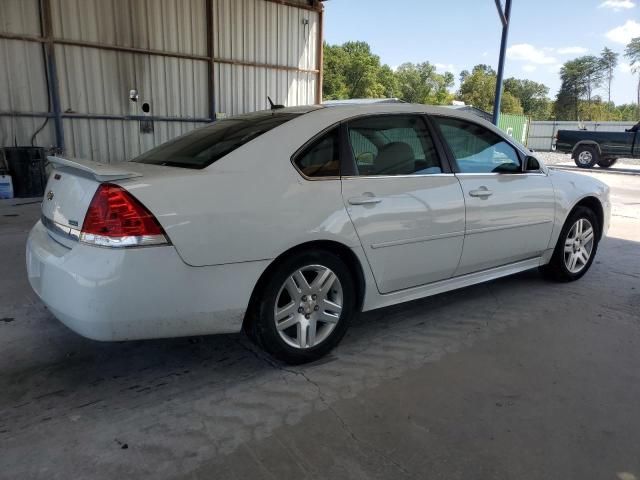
[536,151,640,167]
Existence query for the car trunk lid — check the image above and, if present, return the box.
[41,156,150,248]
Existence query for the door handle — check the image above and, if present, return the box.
[348,194,382,205]
[468,187,493,198]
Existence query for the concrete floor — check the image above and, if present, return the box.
[0,169,639,480]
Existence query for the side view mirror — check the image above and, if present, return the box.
[525,155,541,171]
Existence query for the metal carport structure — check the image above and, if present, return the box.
[0,0,324,163]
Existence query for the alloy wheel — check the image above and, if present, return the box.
[577,150,593,165]
[563,218,595,274]
[274,264,343,349]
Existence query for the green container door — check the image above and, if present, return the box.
[498,114,530,146]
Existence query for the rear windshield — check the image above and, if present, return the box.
[131,110,304,169]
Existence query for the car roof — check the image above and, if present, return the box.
[323,98,405,105]
[244,103,491,124]
[308,102,497,124]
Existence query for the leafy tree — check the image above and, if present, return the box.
[600,47,619,104]
[457,64,522,114]
[322,41,393,100]
[580,55,607,105]
[504,78,551,119]
[458,65,497,112]
[625,37,640,117]
[322,41,455,104]
[322,43,349,99]
[555,57,601,120]
[500,92,524,115]
[395,62,454,104]
[614,103,640,121]
[376,64,399,99]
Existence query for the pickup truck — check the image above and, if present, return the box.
[554,121,639,168]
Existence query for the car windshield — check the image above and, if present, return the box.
[131,110,306,169]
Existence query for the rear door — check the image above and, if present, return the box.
[432,116,555,276]
[341,114,465,294]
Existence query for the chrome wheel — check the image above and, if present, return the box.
[274,264,343,349]
[564,218,595,273]
[577,150,593,165]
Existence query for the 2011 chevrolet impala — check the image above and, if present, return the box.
[26,104,610,363]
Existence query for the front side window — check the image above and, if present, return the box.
[434,117,521,174]
[294,128,340,178]
[347,115,442,176]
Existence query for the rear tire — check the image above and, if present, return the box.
[540,206,599,282]
[573,145,599,168]
[597,158,618,168]
[248,250,356,364]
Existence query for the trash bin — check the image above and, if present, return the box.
[2,147,47,198]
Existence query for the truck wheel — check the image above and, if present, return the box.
[597,158,618,168]
[573,146,599,168]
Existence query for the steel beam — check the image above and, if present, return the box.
[40,0,64,151]
[492,0,512,126]
[315,4,324,104]
[0,112,211,123]
[206,0,216,121]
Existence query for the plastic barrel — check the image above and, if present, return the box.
[0,173,13,199]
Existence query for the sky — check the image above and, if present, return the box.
[323,0,640,105]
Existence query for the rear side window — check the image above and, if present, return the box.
[434,117,521,173]
[294,128,340,178]
[131,111,304,169]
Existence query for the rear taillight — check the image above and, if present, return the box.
[80,183,169,248]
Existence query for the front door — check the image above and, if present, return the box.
[432,116,556,276]
[341,114,466,294]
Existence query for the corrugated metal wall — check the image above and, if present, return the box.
[527,121,637,151]
[0,0,55,147]
[213,0,318,115]
[0,0,322,163]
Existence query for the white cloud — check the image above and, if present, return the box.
[507,44,557,64]
[435,63,456,73]
[556,46,589,55]
[522,65,537,72]
[482,51,489,57]
[599,0,635,10]
[605,20,640,44]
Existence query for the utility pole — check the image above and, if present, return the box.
[492,0,512,126]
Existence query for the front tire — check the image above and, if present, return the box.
[249,250,356,364]
[597,158,618,168]
[573,145,599,168]
[540,206,599,282]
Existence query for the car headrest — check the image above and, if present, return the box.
[375,142,415,174]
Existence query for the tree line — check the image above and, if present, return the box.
[323,40,640,121]
[555,39,640,121]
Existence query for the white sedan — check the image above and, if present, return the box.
[26,104,610,364]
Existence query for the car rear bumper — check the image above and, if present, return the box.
[26,220,269,341]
